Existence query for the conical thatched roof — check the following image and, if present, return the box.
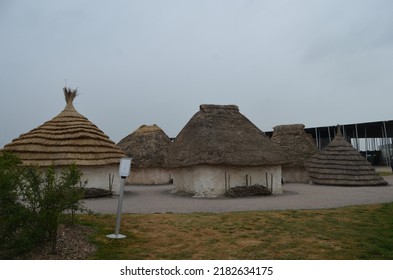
[304,126,387,186]
[2,87,125,166]
[117,124,171,168]
[271,124,318,167]
[167,104,286,167]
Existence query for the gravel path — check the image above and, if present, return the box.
[83,176,393,214]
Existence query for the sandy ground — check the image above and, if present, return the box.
[83,175,393,214]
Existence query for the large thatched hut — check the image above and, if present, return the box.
[1,87,126,193]
[304,126,387,186]
[117,124,172,184]
[271,124,318,183]
[167,104,286,197]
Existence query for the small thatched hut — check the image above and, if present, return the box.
[271,124,318,183]
[1,87,126,193]
[167,104,286,197]
[117,124,172,185]
[304,126,387,186]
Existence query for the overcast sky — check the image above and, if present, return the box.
[1,0,393,147]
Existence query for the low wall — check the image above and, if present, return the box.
[126,167,172,185]
[282,166,311,184]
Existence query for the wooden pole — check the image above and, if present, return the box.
[266,172,268,187]
[225,171,227,194]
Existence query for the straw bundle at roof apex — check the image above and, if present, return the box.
[63,87,78,110]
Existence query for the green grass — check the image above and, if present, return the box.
[79,203,393,260]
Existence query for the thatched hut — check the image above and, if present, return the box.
[1,87,126,193]
[304,126,387,186]
[167,104,286,197]
[117,124,172,185]
[271,124,318,183]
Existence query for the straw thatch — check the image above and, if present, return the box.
[304,126,387,186]
[168,104,286,167]
[271,124,318,167]
[2,87,125,166]
[117,124,171,168]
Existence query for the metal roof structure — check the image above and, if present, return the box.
[265,120,393,167]
[304,120,393,140]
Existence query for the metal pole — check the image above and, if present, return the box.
[383,121,391,166]
[107,176,126,239]
[355,123,359,151]
[383,121,391,167]
[327,126,331,143]
[381,125,386,165]
[372,137,376,151]
[318,131,322,150]
[365,126,368,161]
[115,177,125,235]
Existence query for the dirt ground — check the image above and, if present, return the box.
[83,175,393,214]
[19,224,96,260]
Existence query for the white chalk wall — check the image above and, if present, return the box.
[126,167,172,185]
[172,165,282,197]
[43,164,122,195]
[80,165,122,194]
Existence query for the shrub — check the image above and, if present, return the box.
[0,152,37,258]
[0,152,90,259]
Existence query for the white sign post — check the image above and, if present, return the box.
[106,158,132,239]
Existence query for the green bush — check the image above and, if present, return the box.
[0,152,90,259]
[0,152,37,258]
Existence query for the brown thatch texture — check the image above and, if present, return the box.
[304,127,387,186]
[271,124,318,167]
[117,124,171,168]
[167,104,286,167]
[2,87,125,166]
